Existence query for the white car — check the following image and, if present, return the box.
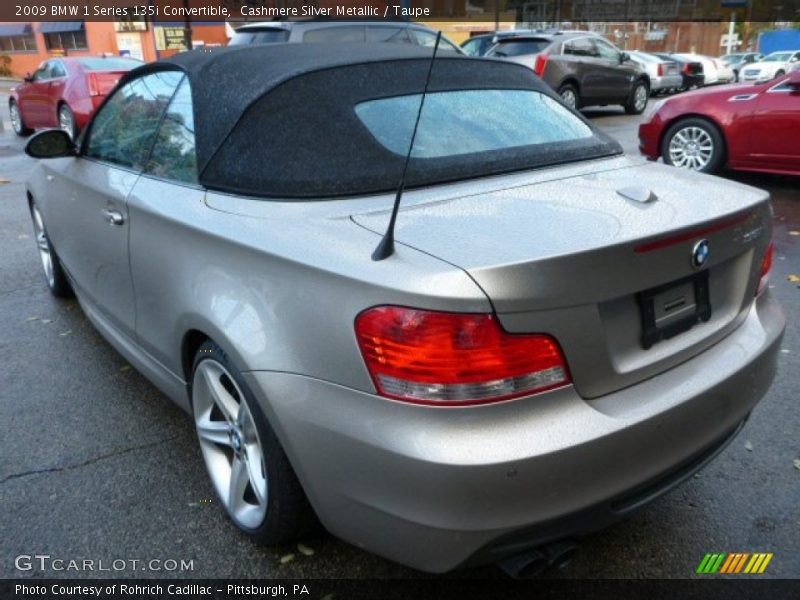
[673,53,735,85]
[740,50,800,82]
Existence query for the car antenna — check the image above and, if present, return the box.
[372,32,442,262]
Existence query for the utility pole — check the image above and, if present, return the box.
[727,11,736,54]
[183,0,193,51]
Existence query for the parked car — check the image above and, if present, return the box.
[229,20,463,52]
[627,51,682,95]
[9,56,141,139]
[720,52,763,81]
[672,53,734,85]
[652,53,704,90]
[486,31,650,113]
[639,70,800,175]
[24,43,784,575]
[739,50,800,82]
[460,33,496,56]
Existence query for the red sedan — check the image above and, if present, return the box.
[639,70,800,175]
[9,56,140,140]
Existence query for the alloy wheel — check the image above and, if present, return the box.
[59,107,75,139]
[634,85,648,112]
[668,126,714,171]
[31,205,55,288]
[560,89,577,109]
[10,103,23,134]
[193,359,268,529]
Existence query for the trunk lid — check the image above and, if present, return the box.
[352,159,772,398]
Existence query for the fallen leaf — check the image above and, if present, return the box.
[0,178,10,184]
[279,554,295,564]
[26,316,39,321]
[793,459,800,471]
[789,230,800,236]
[788,274,800,283]
[297,543,315,556]
[119,365,131,372]
[41,319,52,324]
[321,595,333,600]
[59,330,72,337]
[744,441,753,452]
[781,349,790,354]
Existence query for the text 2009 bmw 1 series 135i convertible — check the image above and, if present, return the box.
[24,43,784,574]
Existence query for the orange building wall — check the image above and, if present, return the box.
[1,21,227,77]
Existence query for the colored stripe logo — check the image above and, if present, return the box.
[697,552,773,574]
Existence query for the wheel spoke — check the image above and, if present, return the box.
[196,419,232,447]
[199,363,240,424]
[228,455,250,514]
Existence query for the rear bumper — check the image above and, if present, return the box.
[638,117,664,159]
[244,293,784,573]
[650,74,683,91]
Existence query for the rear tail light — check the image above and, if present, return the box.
[87,73,101,97]
[534,53,549,77]
[657,63,664,77]
[355,306,571,406]
[756,241,773,297]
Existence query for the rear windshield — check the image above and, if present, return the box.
[356,90,592,158]
[77,57,141,71]
[200,60,620,198]
[488,39,550,57]
[229,29,290,45]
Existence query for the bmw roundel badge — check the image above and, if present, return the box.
[692,239,710,269]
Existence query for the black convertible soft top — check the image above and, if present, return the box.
[121,43,621,198]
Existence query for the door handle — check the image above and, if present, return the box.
[101,208,125,226]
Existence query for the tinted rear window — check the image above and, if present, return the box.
[489,39,550,57]
[356,90,592,159]
[229,29,290,45]
[76,57,140,71]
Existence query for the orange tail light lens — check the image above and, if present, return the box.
[756,241,773,297]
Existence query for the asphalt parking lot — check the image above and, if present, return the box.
[1,93,798,580]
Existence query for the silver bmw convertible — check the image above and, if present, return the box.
[24,43,784,574]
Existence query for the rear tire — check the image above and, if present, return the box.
[29,202,74,298]
[9,100,33,137]
[58,104,77,140]
[557,83,579,110]
[624,80,649,115]
[661,117,725,173]
[191,340,317,544]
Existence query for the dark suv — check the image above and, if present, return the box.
[486,31,650,114]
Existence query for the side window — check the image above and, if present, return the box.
[86,70,183,171]
[146,77,197,184]
[564,38,596,57]
[367,27,412,44]
[594,39,620,61]
[409,29,461,52]
[303,26,365,43]
[32,62,50,81]
[50,61,66,78]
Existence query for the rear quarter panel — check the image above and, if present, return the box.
[125,178,491,400]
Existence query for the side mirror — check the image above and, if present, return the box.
[25,130,77,159]
[619,52,629,63]
[23,72,33,82]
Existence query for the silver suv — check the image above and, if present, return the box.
[229,20,463,53]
